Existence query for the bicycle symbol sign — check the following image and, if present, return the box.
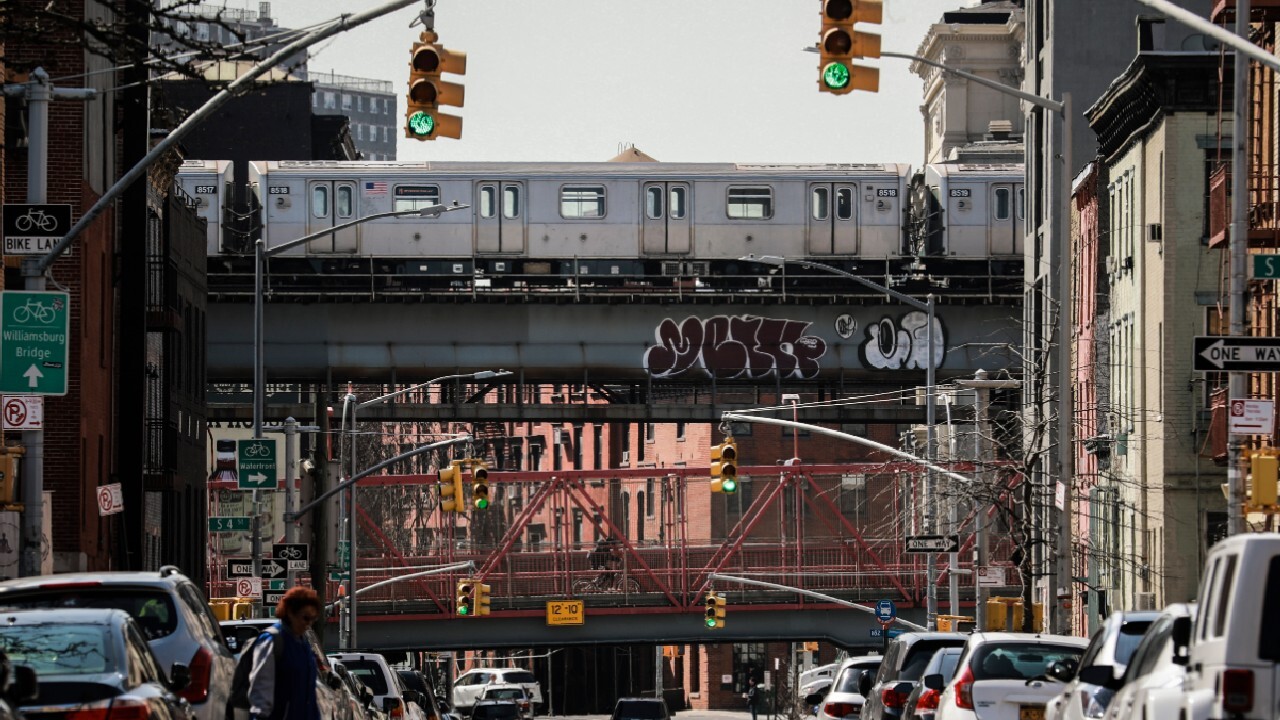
[2,204,71,255]
[0,291,69,396]
[237,438,277,490]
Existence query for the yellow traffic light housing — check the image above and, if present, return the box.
[438,461,464,513]
[406,31,465,141]
[704,591,726,629]
[471,460,491,510]
[456,579,475,617]
[818,0,881,94]
[474,581,492,617]
[710,438,738,494]
[1250,452,1279,506]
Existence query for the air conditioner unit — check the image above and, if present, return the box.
[1122,256,1134,271]
[1147,223,1163,242]
[1105,256,1116,273]
[620,450,630,464]
[552,428,564,445]
[1135,591,1157,610]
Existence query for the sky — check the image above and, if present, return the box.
[254,0,973,164]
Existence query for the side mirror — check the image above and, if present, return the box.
[858,672,872,697]
[923,673,945,691]
[168,662,191,692]
[1078,665,1122,690]
[6,666,36,705]
[1171,617,1192,665]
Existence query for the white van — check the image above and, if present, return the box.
[453,668,543,713]
[329,652,430,720]
[1182,532,1280,720]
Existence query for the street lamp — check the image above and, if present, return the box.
[341,368,512,648]
[249,203,469,582]
[740,254,940,626]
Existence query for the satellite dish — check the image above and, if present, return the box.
[1182,33,1221,51]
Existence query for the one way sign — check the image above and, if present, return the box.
[226,559,254,578]
[905,535,961,554]
[1194,336,1280,371]
[260,559,287,579]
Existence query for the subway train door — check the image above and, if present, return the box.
[989,183,1017,255]
[641,182,691,254]
[305,180,358,253]
[806,182,857,255]
[474,181,526,253]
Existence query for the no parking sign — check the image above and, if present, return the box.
[2,396,42,430]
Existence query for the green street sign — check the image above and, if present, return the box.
[338,540,350,564]
[328,571,350,583]
[209,516,251,532]
[1255,254,1280,279]
[0,291,69,395]
[237,439,277,490]
[268,579,286,590]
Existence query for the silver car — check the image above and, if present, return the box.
[1044,611,1158,720]
[0,566,234,720]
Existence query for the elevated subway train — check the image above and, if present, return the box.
[177,159,1024,295]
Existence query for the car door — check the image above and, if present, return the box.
[641,182,691,254]
[806,182,857,255]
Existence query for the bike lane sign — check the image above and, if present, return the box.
[237,438,277,490]
[272,543,308,571]
[2,204,71,255]
[0,291,69,395]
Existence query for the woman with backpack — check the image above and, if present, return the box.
[247,587,323,720]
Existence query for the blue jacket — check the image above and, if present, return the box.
[247,621,321,720]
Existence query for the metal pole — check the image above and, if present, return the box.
[1055,93,1075,634]
[925,295,937,630]
[285,417,298,586]
[251,241,265,579]
[707,572,927,630]
[1228,0,1251,537]
[348,390,359,649]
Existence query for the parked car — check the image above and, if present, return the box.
[800,662,842,708]
[817,654,884,720]
[0,607,193,720]
[452,668,542,713]
[929,632,1088,720]
[222,618,355,720]
[1181,533,1280,720]
[1043,610,1158,720]
[337,661,390,720]
[468,700,521,720]
[901,647,963,720]
[479,685,532,719]
[1095,603,1195,720]
[609,697,671,720]
[330,652,430,720]
[860,632,968,720]
[0,566,234,720]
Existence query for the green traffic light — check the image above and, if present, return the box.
[705,617,717,628]
[458,604,470,616]
[408,110,435,137]
[722,478,737,493]
[474,497,489,510]
[823,62,851,90]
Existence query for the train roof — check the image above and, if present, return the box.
[247,159,913,178]
[924,162,1025,180]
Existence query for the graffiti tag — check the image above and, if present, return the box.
[860,311,945,370]
[644,315,828,380]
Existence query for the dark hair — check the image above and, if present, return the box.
[275,586,322,619]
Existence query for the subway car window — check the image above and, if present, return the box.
[479,185,497,219]
[336,185,354,217]
[995,187,1011,220]
[311,186,328,217]
[646,187,663,219]
[811,187,829,220]
[393,185,440,212]
[561,186,606,218]
[670,187,687,219]
[728,187,773,219]
[503,185,521,219]
[836,187,853,220]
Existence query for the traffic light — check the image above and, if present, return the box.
[704,591,726,629]
[710,438,738,494]
[406,31,465,141]
[456,579,475,616]
[438,461,464,513]
[1251,452,1279,506]
[471,460,490,510]
[474,581,492,617]
[818,0,882,94]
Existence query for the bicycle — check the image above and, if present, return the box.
[572,569,640,594]
[11,298,56,325]
[278,546,303,560]
[243,442,270,457]
[14,209,58,233]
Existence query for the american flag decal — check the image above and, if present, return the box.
[364,181,388,194]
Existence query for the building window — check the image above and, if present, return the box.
[560,185,606,218]
[645,423,656,443]
[727,186,773,219]
[356,124,364,141]
[323,92,336,109]
[356,96,363,112]
[731,643,768,692]
[646,478,655,518]
[676,422,686,441]
[341,94,352,110]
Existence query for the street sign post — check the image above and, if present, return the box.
[905,535,961,554]
[237,439,277,490]
[1194,336,1280,371]
[208,516,251,532]
[2,204,71,255]
[0,291,69,395]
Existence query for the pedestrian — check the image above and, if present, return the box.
[746,679,760,720]
[248,586,323,720]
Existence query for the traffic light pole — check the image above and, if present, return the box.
[706,572,925,631]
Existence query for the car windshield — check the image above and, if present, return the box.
[500,671,536,684]
[833,666,873,693]
[473,705,519,720]
[932,650,962,682]
[0,623,112,675]
[971,642,1085,681]
[341,659,390,695]
[613,700,667,719]
[486,689,525,700]
[1114,621,1154,667]
[0,588,178,639]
